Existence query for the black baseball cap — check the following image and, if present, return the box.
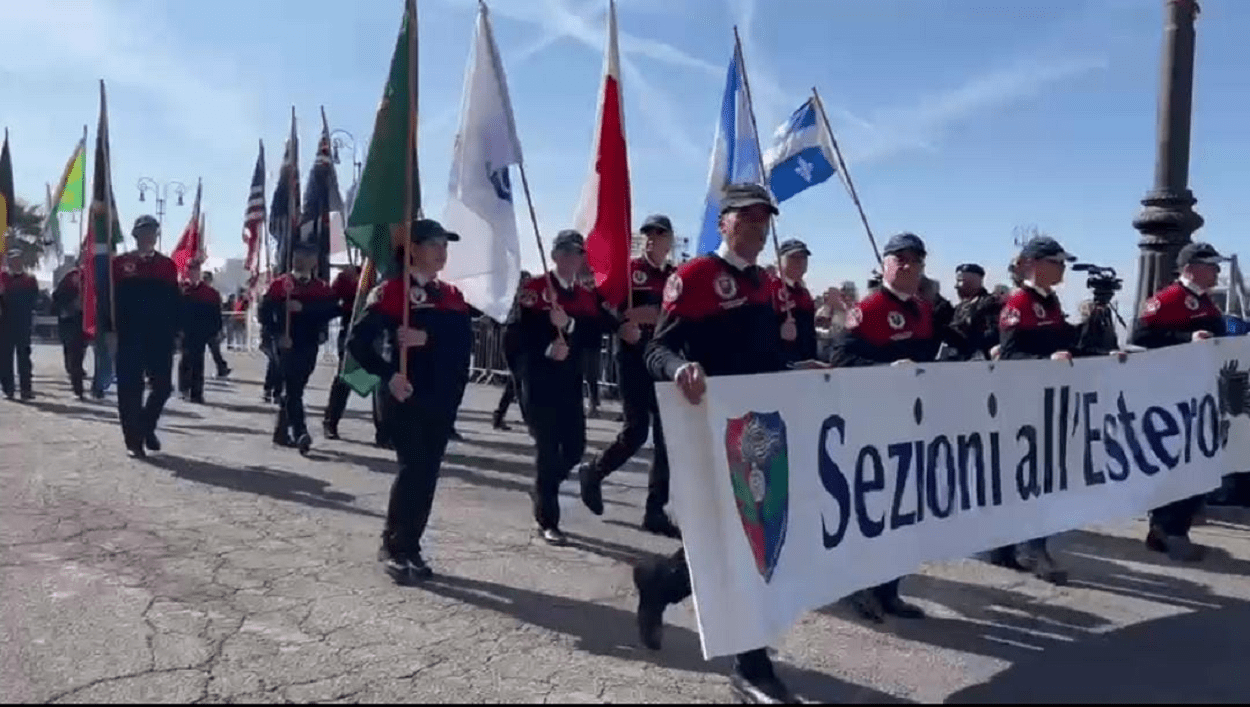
[1019,235,1075,262]
[778,239,811,257]
[640,214,673,234]
[410,218,460,243]
[882,232,926,258]
[1178,241,1224,267]
[132,215,159,235]
[719,183,779,215]
[956,263,985,277]
[552,229,585,253]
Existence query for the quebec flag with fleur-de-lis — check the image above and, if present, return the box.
[763,97,836,203]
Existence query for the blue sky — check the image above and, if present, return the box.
[2,0,1248,315]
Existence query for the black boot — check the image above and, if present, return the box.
[632,564,666,651]
[578,463,604,516]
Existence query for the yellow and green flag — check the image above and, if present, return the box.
[55,135,87,213]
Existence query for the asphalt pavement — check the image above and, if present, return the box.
[3,344,1250,704]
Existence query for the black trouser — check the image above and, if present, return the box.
[263,342,284,398]
[324,327,352,429]
[494,377,515,417]
[638,547,776,681]
[0,331,33,396]
[588,349,670,516]
[382,398,456,556]
[208,335,228,373]
[1150,495,1204,537]
[494,350,525,422]
[178,337,208,400]
[524,375,586,530]
[116,336,174,448]
[274,345,319,440]
[583,348,601,409]
[59,319,86,397]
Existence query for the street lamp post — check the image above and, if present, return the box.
[136,178,190,249]
[329,129,362,184]
[1131,0,1204,319]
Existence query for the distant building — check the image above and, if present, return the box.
[211,258,247,297]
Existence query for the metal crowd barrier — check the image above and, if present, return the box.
[221,311,622,399]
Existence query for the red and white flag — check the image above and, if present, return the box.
[573,0,632,309]
[242,141,266,296]
[171,179,203,278]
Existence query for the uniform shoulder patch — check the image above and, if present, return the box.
[663,273,683,305]
[365,282,388,308]
[845,306,863,330]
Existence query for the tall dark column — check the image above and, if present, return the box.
[1132,0,1203,319]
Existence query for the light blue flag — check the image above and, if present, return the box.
[764,97,836,203]
[695,41,764,257]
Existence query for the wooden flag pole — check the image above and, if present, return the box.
[98,81,119,334]
[284,106,297,344]
[517,163,563,344]
[400,0,419,376]
[811,86,882,266]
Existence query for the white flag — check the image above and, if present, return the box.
[442,2,524,323]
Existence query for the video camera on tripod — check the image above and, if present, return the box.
[1071,263,1123,306]
[1070,262,1125,352]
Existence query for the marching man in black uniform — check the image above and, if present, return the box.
[491,272,531,432]
[989,235,1091,583]
[947,263,1002,361]
[348,219,474,584]
[773,238,818,364]
[177,261,223,404]
[52,263,87,399]
[827,232,938,623]
[1,250,40,401]
[509,230,612,546]
[259,241,339,455]
[323,263,360,440]
[636,183,798,704]
[112,215,180,458]
[579,215,680,538]
[1133,241,1227,561]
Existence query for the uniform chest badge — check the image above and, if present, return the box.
[1002,306,1022,327]
[519,289,538,307]
[1144,297,1161,315]
[409,286,427,305]
[714,273,738,300]
[1185,295,1200,311]
[632,269,648,286]
[663,275,683,304]
[887,311,906,330]
[1032,303,1047,320]
[122,261,137,276]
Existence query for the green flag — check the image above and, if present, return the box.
[347,0,419,271]
[339,0,420,396]
[57,143,86,212]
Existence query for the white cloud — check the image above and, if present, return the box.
[833,56,1108,167]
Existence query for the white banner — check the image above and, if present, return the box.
[657,338,1250,658]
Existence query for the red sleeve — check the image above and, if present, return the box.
[365,279,404,320]
[661,258,720,320]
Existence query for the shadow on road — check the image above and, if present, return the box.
[1064,527,1250,579]
[145,454,382,520]
[562,531,659,565]
[422,572,910,705]
[946,603,1250,703]
[24,398,201,423]
[824,533,1250,702]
